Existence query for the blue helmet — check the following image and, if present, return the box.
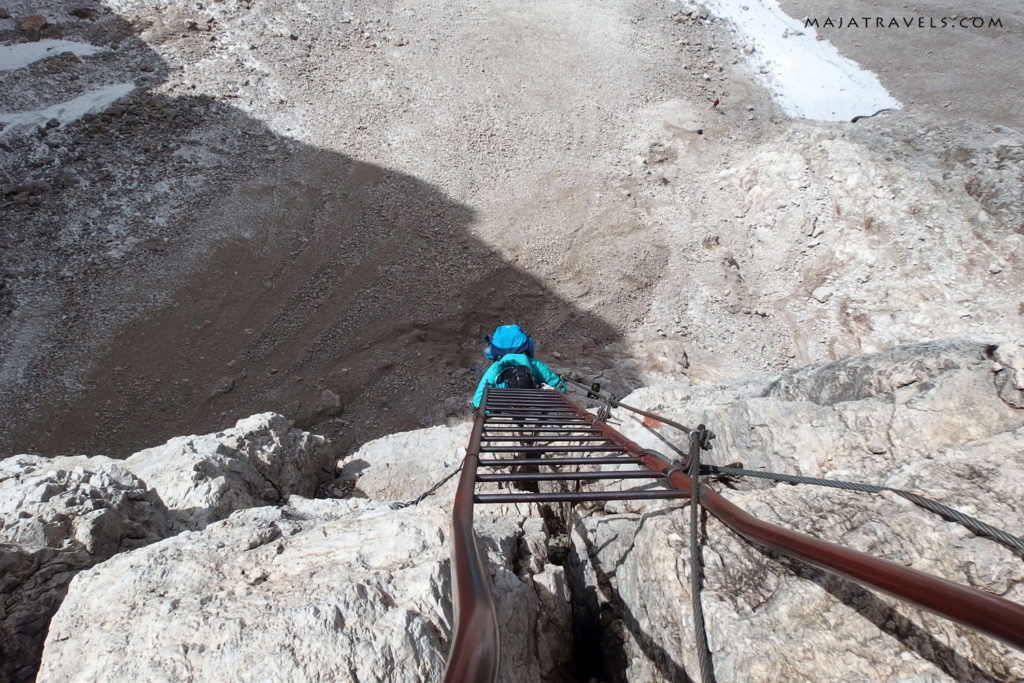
[483,324,535,360]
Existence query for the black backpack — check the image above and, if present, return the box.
[496,364,537,389]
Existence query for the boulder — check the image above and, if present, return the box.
[121,412,334,529]
[0,455,175,683]
[39,497,572,682]
[337,422,469,503]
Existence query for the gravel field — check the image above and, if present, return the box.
[1,0,1021,457]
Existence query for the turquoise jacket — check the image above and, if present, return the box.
[471,353,566,408]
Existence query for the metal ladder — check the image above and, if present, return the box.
[443,386,708,683]
[472,387,692,504]
[444,386,1024,683]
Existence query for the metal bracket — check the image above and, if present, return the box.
[663,460,689,480]
[689,428,716,451]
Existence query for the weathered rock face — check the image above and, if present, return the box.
[38,496,572,682]
[120,412,334,529]
[338,420,576,678]
[0,412,332,682]
[338,422,469,504]
[0,456,176,683]
[38,499,452,681]
[17,339,1024,682]
[336,422,574,679]
[474,513,574,682]
[993,341,1024,408]
[568,339,1024,682]
[24,415,571,682]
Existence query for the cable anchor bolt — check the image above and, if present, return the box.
[689,427,715,451]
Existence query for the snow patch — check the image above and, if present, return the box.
[0,40,107,71]
[702,0,900,121]
[0,83,135,135]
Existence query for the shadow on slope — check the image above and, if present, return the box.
[0,6,630,458]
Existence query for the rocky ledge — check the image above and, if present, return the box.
[1,338,1022,682]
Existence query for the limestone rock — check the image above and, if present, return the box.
[338,422,469,503]
[0,414,330,681]
[39,497,572,682]
[810,284,833,303]
[315,388,343,416]
[0,455,175,683]
[993,341,1024,407]
[121,412,333,529]
[765,338,993,405]
[17,339,1024,682]
[567,338,1024,681]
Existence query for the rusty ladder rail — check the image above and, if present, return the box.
[444,387,1024,682]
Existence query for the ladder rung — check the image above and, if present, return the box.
[485,404,574,409]
[484,422,590,428]
[483,423,602,430]
[484,422,589,428]
[481,430,606,436]
[480,445,625,453]
[486,399,571,404]
[485,414,585,419]
[477,470,662,482]
[474,489,691,504]
[485,411,578,417]
[478,456,639,466]
[481,435,613,442]
[487,388,559,394]
[485,403,573,409]
[482,404,577,409]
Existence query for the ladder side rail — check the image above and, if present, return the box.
[443,389,499,683]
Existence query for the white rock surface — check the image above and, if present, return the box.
[0,413,331,682]
[14,340,1024,682]
[38,496,572,682]
[568,338,1024,681]
[0,455,175,683]
[338,422,470,503]
[121,412,334,529]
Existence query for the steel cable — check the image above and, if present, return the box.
[561,375,693,434]
[689,428,715,683]
[703,465,1024,556]
[562,375,1024,556]
[391,464,464,509]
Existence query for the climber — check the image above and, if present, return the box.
[482,323,535,360]
[472,327,566,409]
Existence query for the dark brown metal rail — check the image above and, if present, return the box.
[444,387,1024,682]
[445,392,498,683]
